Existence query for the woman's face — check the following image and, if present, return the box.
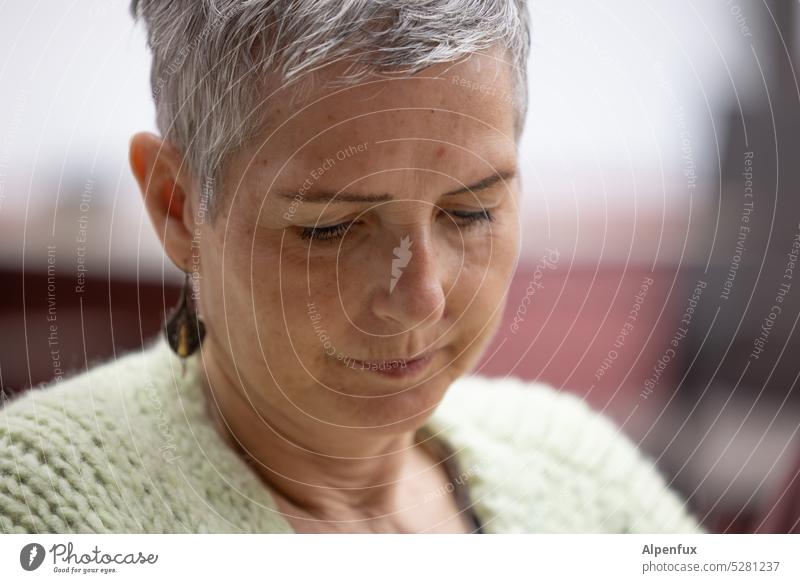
[196,52,521,433]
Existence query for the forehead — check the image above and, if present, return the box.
[227,50,518,199]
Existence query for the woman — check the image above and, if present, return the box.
[0,0,702,533]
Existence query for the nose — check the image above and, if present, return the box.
[370,227,446,330]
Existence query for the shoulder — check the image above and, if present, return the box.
[0,341,179,533]
[436,374,637,461]
[0,338,178,444]
[434,375,704,533]
[0,340,292,534]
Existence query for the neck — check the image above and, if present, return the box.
[199,343,432,524]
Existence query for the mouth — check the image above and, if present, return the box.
[341,349,438,379]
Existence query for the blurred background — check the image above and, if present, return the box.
[1,0,800,533]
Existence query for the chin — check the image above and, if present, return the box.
[333,373,454,433]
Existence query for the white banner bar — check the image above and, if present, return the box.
[1,534,797,582]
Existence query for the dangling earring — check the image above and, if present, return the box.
[165,272,206,360]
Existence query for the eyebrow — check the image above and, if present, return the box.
[275,169,516,204]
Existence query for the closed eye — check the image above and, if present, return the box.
[296,208,494,243]
[298,220,356,242]
[447,208,494,225]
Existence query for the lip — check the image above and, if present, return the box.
[343,350,438,379]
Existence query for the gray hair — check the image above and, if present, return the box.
[130,0,531,211]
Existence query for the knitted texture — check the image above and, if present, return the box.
[0,338,703,533]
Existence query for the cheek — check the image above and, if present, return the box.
[281,247,343,320]
[453,223,518,326]
[260,244,351,367]
[460,214,519,289]
[200,229,300,355]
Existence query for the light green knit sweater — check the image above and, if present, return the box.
[0,337,702,533]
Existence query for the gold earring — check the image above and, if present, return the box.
[165,272,206,358]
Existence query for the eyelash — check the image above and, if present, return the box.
[299,221,353,242]
[298,209,495,243]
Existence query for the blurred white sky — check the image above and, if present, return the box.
[0,0,769,272]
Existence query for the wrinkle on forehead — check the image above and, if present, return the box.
[222,49,518,215]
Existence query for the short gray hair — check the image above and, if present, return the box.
[131,0,531,210]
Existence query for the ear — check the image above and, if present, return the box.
[129,132,196,271]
